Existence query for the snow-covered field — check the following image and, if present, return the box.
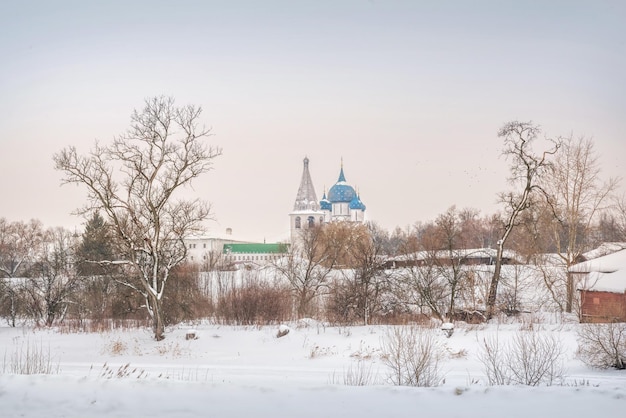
[1,318,625,418]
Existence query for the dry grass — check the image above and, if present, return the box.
[155,341,183,358]
[99,362,147,379]
[330,359,378,386]
[57,319,151,334]
[2,337,60,375]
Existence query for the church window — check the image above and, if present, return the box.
[308,216,315,228]
[295,217,301,229]
[320,217,324,224]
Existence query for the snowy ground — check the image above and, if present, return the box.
[1,318,625,417]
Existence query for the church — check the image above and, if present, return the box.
[289,157,366,242]
[185,157,367,268]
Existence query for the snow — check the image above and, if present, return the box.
[1,321,625,417]
[570,249,626,293]
[570,249,626,274]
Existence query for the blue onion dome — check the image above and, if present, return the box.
[328,167,356,203]
[320,191,332,211]
[349,194,366,210]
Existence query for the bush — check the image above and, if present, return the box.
[478,329,565,386]
[162,263,212,325]
[380,326,445,387]
[215,279,293,325]
[577,322,626,370]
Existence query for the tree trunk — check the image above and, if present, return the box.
[148,293,165,341]
[486,243,504,320]
[565,272,574,313]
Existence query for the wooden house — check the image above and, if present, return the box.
[570,248,626,323]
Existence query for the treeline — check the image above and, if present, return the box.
[0,215,211,329]
[2,195,623,329]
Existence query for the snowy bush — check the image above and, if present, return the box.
[478,329,565,386]
[380,326,445,387]
[577,323,626,370]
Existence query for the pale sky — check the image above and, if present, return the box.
[1,0,625,242]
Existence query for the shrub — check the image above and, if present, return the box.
[577,322,626,369]
[215,279,292,325]
[478,329,565,386]
[162,263,213,325]
[380,326,445,387]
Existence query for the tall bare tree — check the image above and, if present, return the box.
[542,136,619,312]
[54,96,221,340]
[486,121,560,319]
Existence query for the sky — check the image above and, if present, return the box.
[1,0,625,242]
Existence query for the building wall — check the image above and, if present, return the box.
[580,290,626,323]
[289,211,325,244]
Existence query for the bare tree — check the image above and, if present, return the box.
[434,206,475,320]
[272,226,336,318]
[347,222,390,325]
[615,194,626,240]
[53,96,221,340]
[22,227,82,326]
[0,219,45,326]
[486,122,560,319]
[542,136,620,312]
[398,253,447,320]
[326,222,390,325]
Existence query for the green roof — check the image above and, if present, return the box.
[223,243,289,254]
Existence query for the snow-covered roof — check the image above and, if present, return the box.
[569,249,626,274]
[581,242,626,261]
[389,248,520,263]
[571,249,626,293]
[185,232,253,244]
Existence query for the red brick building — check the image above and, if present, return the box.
[571,248,626,323]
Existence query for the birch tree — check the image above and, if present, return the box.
[54,96,221,340]
[486,121,560,319]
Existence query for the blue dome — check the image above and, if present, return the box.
[328,167,356,203]
[349,195,366,211]
[320,192,332,211]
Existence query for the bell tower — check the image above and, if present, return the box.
[289,157,325,243]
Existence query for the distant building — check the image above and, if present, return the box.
[223,243,289,266]
[571,246,626,323]
[184,228,250,267]
[289,157,366,243]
